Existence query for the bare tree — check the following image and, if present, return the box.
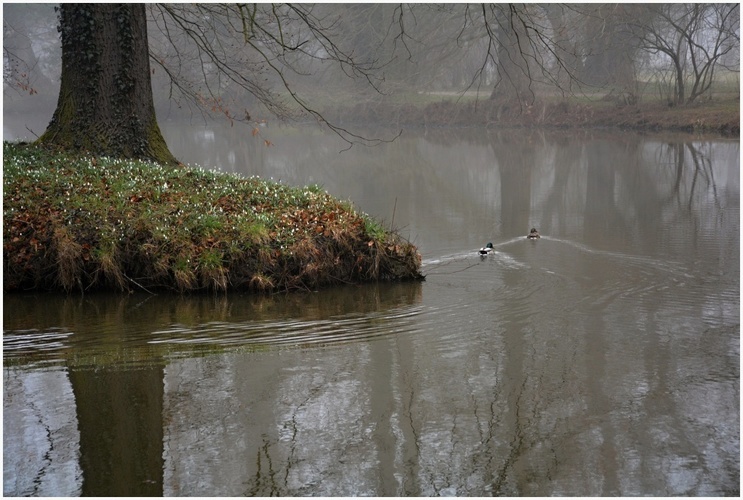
[436,4,590,105]
[22,1,739,156]
[3,6,38,96]
[148,3,396,146]
[632,3,739,105]
[3,4,59,97]
[36,3,401,163]
[300,4,592,105]
[577,4,643,94]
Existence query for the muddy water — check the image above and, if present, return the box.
[3,125,739,496]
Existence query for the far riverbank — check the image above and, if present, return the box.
[323,96,739,136]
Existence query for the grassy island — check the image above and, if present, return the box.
[3,142,423,293]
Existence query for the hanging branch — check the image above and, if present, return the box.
[149,3,401,148]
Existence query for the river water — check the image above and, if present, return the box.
[3,123,740,496]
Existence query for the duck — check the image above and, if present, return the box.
[478,242,494,255]
[527,228,541,239]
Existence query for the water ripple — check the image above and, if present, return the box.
[3,328,74,354]
[149,305,426,349]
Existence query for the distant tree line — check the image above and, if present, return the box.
[2,3,739,161]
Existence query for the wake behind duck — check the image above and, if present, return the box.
[478,229,540,255]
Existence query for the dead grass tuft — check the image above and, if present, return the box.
[199,266,229,292]
[174,268,196,292]
[249,273,274,292]
[97,243,125,290]
[53,226,83,291]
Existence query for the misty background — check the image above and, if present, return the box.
[4,3,739,141]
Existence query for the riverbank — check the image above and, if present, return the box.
[324,96,739,136]
[3,142,423,293]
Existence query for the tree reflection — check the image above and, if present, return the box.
[491,129,538,237]
[69,367,164,496]
[657,141,721,209]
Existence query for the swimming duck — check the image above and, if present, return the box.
[479,242,494,255]
[527,228,540,239]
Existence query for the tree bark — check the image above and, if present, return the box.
[39,4,177,165]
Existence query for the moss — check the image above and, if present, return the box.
[145,117,179,165]
[3,142,423,293]
[39,111,178,166]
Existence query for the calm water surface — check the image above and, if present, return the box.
[3,124,740,496]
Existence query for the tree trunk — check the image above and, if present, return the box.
[673,56,685,105]
[489,6,534,104]
[39,4,177,165]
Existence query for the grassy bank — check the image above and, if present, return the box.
[3,142,423,293]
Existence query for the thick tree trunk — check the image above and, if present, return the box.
[39,4,177,164]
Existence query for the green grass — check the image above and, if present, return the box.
[4,142,423,293]
[362,215,387,241]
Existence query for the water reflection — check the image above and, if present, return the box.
[3,369,82,496]
[4,283,423,496]
[161,124,739,261]
[4,127,739,496]
[4,284,423,369]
